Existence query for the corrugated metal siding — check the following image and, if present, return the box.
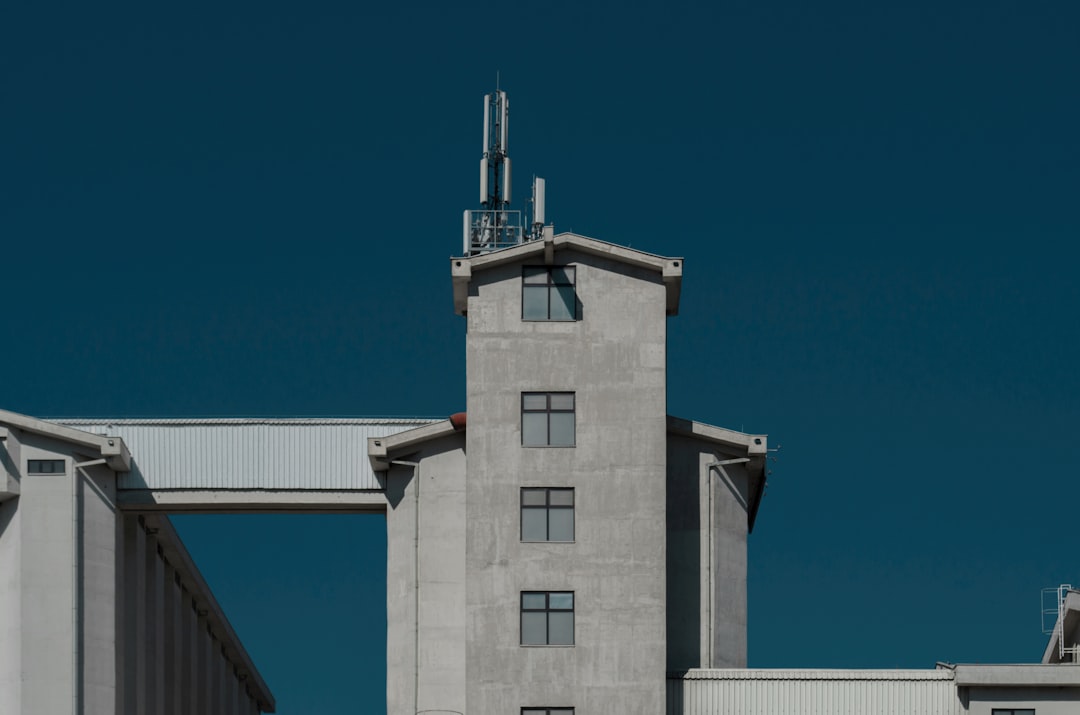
[668,669,962,715]
[56,418,438,491]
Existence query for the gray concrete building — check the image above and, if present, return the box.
[372,231,768,715]
[5,88,1080,715]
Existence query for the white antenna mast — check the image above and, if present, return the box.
[463,87,549,255]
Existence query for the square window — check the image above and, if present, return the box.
[521,488,574,542]
[522,392,575,447]
[522,266,579,321]
[521,591,574,645]
[27,459,65,475]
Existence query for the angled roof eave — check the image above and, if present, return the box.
[367,418,461,472]
[1043,591,1080,663]
[452,232,683,316]
[0,408,132,472]
[667,415,769,532]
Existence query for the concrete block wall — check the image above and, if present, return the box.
[464,248,670,714]
[384,432,467,715]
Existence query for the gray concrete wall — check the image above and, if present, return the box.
[0,487,20,715]
[0,431,21,715]
[19,434,78,715]
[118,512,272,715]
[384,432,467,715]
[464,248,669,714]
[667,434,751,670]
[965,686,1080,714]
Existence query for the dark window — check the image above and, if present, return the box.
[521,591,574,645]
[523,266,578,321]
[523,709,574,715]
[27,459,65,475]
[522,392,575,447]
[521,488,574,542]
[992,711,1035,715]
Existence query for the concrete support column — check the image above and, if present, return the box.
[198,614,212,714]
[145,530,165,714]
[162,562,179,715]
[179,587,194,715]
[123,515,147,712]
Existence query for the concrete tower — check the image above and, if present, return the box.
[373,89,768,715]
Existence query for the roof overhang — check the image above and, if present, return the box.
[452,232,683,316]
[367,418,461,472]
[955,663,1080,687]
[0,408,131,471]
[667,415,769,532]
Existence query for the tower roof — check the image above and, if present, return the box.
[451,231,683,316]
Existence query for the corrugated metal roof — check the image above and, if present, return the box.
[56,418,438,491]
[668,669,961,715]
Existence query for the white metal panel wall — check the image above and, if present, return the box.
[668,669,962,715]
[57,419,437,491]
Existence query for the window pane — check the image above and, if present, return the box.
[549,592,573,609]
[551,709,574,715]
[551,266,575,284]
[549,489,574,506]
[548,509,574,541]
[522,413,548,446]
[523,286,549,319]
[550,285,575,320]
[549,412,575,446]
[521,509,548,541]
[548,611,574,645]
[521,488,547,506]
[522,393,548,410]
[523,267,549,284]
[549,393,574,410]
[522,593,547,609]
[521,612,547,645]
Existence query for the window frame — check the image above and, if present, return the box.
[522,709,574,715]
[27,459,66,475]
[991,710,1035,715]
[522,265,579,321]
[521,488,575,543]
[520,591,575,646]
[521,392,576,447]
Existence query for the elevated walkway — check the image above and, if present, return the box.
[57,417,438,511]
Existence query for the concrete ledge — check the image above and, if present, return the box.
[955,664,1080,687]
[673,668,956,681]
[119,489,388,513]
[0,408,132,471]
[368,419,458,471]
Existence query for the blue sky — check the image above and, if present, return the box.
[4,0,1079,712]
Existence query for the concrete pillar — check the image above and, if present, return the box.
[162,562,179,715]
[123,515,147,712]
[80,464,118,715]
[0,500,21,715]
[197,614,212,714]
[20,463,76,714]
[179,587,194,715]
[145,531,165,714]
